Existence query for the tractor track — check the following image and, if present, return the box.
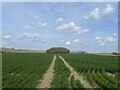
[36,55,56,88]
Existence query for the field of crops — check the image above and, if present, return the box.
[61,53,119,88]
[2,53,119,89]
[2,53,53,88]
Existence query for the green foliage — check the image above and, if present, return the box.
[61,53,119,89]
[70,76,77,88]
[83,70,96,87]
[2,53,54,88]
[75,80,84,89]
[61,53,118,73]
[51,56,70,88]
[101,71,118,87]
[70,76,84,89]
[92,71,117,88]
[2,53,119,89]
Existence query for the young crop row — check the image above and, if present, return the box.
[2,53,54,88]
[61,53,119,89]
[2,53,119,89]
[82,69,99,88]
[83,69,118,88]
[51,55,70,88]
[92,71,117,88]
[61,53,118,73]
[51,55,84,88]
[70,75,84,89]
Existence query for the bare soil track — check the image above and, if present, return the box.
[36,55,56,88]
[59,55,92,88]
[36,55,94,88]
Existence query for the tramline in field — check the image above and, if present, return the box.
[60,53,119,88]
[2,53,119,89]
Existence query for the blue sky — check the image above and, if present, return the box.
[2,2,118,53]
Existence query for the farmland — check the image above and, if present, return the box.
[61,53,119,88]
[2,53,119,89]
[2,53,53,88]
[51,56,70,88]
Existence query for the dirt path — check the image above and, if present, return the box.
[36,55,56,88]
[59,55,92,88]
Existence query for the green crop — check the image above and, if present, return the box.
[70,75,84,89]
[61,53,118,73]
[51,55,70,88]
[2,53,54,88]
[60,53,119,89]
[2,53,119,89]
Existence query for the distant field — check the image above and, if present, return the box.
[1,48,46,53]
[2,53,119,89]
[94,53,119,56]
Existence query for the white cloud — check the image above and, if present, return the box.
[105,37,116,42]
[103,4,114,15]
[65,41,71,45]
[38,22,49,28]
[96,36,100,40]
[83,29,89,32]
[57,22,89,34]
[2,32,11,40]
[56,18,63,25]
[18,33,41,42]
[65,38,83,46]
[84,4,114,21]
[97,41,104,46]
[113,33,117,36]
[84,8,100,20]
[96,36,117,46]
[72,39,79,43]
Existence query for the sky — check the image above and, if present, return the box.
[1,2,118,53]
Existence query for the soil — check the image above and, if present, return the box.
[36,55,56,88]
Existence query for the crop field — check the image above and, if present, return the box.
[2,53,119,89]
[61,54,119,88]
[2,53,53,88]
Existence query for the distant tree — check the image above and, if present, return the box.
[1,51,4,53]
[112,52,118,55]
[11,48,14,50]
[46,47,70,54]
[77,51,87,54]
